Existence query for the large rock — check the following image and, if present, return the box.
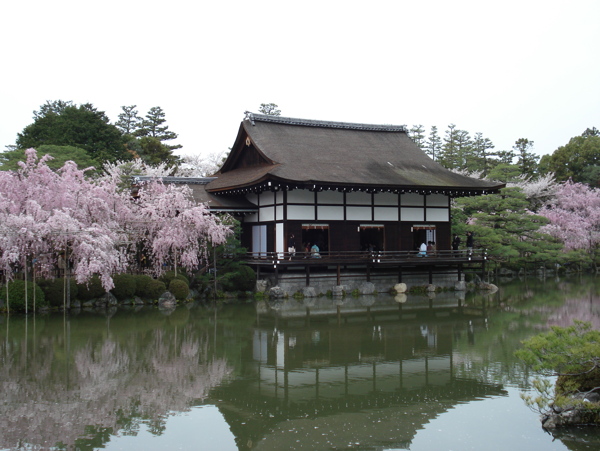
[359,282,376,295]
[394,283,407,293]
[479,282,498,293]
[455,280,467,291]
[269,286,286,299]
[331,286,344,297]
[302,287,317,298]
[158,291,177,308]
[256,280,269,293]
[95,292,117,307]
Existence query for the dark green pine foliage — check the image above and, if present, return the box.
[137,106,181,149]
[425,125,442,161]
[16,101,128,163]
[453,187,561,266]
[513,138,539,177]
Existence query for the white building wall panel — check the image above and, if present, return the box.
[402,193,424,206]
[247,193,259,205]
[276,205,284,221]
[374,207,398,221]
[427,193,448,207]
[347,206,372,221]
[260,191,275,205]
[317,206,344,220]
[374,192,398,205]
[287,205,315,220]
[260,206,275,221]
[401,207,424,221]
[426,208,449,222]
[276,223,284,254]
[287,190,314,203]
[317,190,344,204]
[346,191,372,205]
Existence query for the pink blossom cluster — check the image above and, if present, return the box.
[0,149,231,290]
[539,180,600,251]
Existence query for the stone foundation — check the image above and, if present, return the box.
[260,269,464,297]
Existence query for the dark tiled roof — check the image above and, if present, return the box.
[207,114,504,194]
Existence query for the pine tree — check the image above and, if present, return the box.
[137,106,182,150]
[439,124,459,169]
[409,124,426,149]
[455,129,472,171]
[425,125,442,161]
[514,138,539,177]
[471,132,495,175]
[116,105,142,135]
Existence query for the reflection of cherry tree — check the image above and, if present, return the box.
[0,320,232,450]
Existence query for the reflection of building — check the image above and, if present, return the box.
[211,305,504,450]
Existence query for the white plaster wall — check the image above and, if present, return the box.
[346,191,372,205]
[402,193,424,206]
[276,222,284,255]
[427,193,448,207]
[426,208,449,222]
[276,205,284,221]
[276,191,284,204]
[317,190,344,204]
[287,205,315,220]
[260,206,275,221]
[317,205,344,220]
[374,207,398,221]
[260,191,275,205]
[401,207,424,221]
[374,192,398,205]
[347,206,372,221]
[287,190,314,203]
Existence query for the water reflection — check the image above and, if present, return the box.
[1,276,600,450]
[0,310,232,450]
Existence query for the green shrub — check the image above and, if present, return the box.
[160,271,190,287]
[191,272,209,291]
[169,279,190,301]
[77,275,105,301]
[38,278,78,307]
[145,279,167,300]
[5,280,47,311]
[111,274,137,300]
[134,274,154,297]
[220,265,256,292]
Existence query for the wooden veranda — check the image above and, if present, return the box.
[245,249,488,287]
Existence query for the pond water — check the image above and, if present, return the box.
[2,276,600,450]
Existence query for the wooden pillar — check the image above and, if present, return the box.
[337,265,341,285]
[305,264,310,287]
[428,266,433,284]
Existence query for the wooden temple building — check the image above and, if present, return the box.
[149,113,504,288]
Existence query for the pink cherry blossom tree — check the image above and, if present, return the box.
[130,178,230,276]
[539,180,600,265]
[0,149,231,294]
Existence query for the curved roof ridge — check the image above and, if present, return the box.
[244,112,407,132]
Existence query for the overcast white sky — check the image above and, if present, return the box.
[2,0,599,160]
